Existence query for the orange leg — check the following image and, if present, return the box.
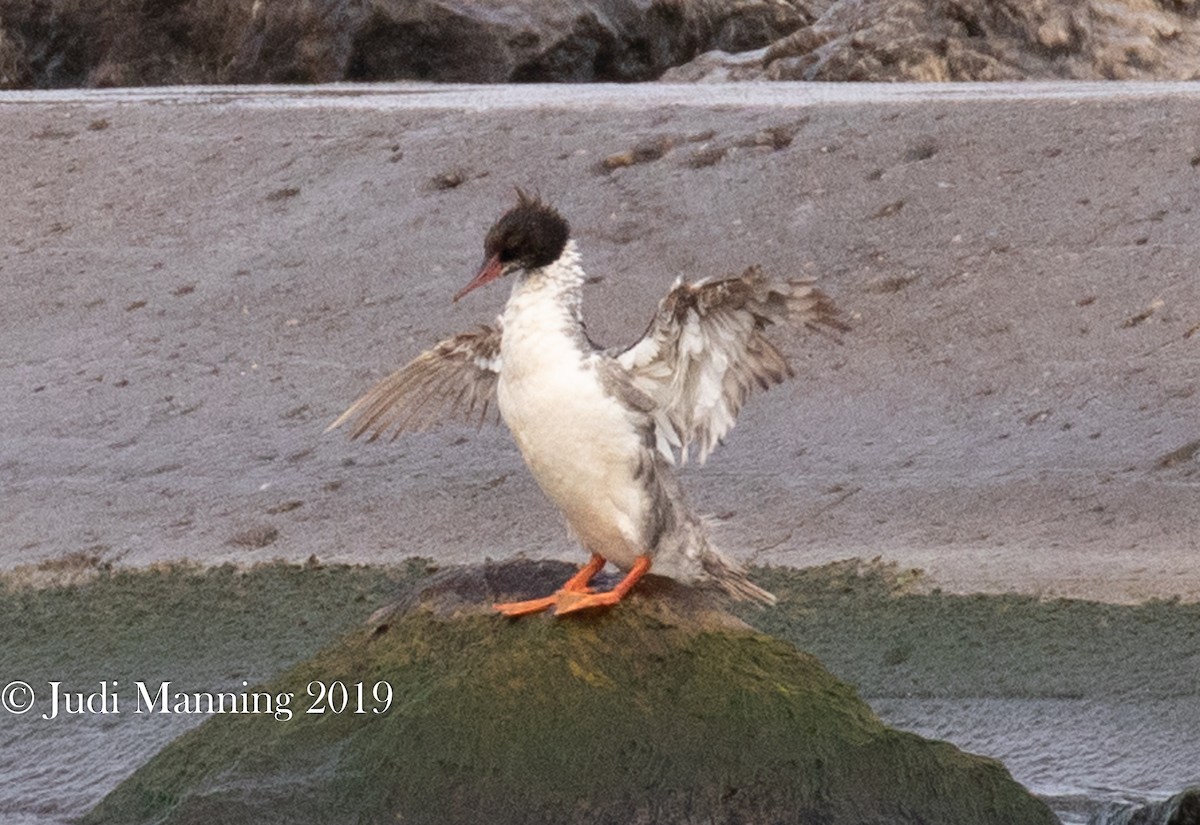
[493,553,607,617]
[553,555,651,616]
[561,553,607,592]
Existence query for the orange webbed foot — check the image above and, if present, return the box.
[551,589,624,615]
[493,595,559,617]
[493,554,651,618]
[493,553,606,617]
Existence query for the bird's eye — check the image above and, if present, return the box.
[498,235,523,262]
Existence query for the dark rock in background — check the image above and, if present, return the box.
[4,0,1198,87]
[666,0,1200,81]
[0,0,817,88]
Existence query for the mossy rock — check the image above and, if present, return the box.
[84,561,1058,825]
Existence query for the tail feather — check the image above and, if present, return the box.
[700,549,776,605]
[651,491,776,605]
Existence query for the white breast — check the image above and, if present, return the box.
[497,282,648,569]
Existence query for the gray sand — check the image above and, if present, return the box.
[2,83,1198,603]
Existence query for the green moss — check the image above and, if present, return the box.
[741,561,1200,700]
[0,560,424,690]
[84,583,1057,825]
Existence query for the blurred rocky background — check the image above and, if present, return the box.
[2,0,1199,89]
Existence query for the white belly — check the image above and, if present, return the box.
[498,308,648,569]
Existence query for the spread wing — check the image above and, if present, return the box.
[616,266,846,464]
[326,324,502,441]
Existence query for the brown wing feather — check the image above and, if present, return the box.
[326,324,502,441]
[617,266,846,463]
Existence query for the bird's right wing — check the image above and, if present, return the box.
[326,324,502,441]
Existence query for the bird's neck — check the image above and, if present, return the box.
[505,240,587,332]
[516,239,585,296]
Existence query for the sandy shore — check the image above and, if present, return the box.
[2,82,1197,603]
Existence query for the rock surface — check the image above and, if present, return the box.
[82,560,1058,825]
[666,0,1200,81]
[1090,788,1200,825]
[0,0,817,88]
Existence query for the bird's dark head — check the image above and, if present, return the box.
[454,190,570,302]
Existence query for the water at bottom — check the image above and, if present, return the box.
[0,714,202,825]
[871,696,1200,825]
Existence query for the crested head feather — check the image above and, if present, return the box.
[484,191,571,273]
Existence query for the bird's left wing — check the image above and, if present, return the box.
[615,266,846,464]
[327,323,502,441]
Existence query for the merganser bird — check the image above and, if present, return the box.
[329,191,846,616]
